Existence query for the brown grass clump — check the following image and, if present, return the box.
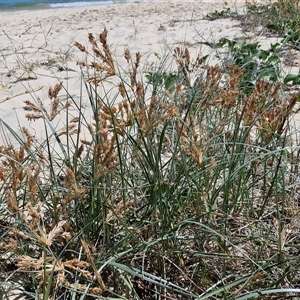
[0,26,300,299]
[243,80,298,140]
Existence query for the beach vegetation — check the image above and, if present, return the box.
[242,0,300,36]
[1,1,300,299]
[206,8,238,20]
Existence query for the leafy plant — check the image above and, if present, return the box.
[243,0,300,37]
[145,71,178,93]
[218,38,281,94]
[206,8,238,20]
[284,73,300,85]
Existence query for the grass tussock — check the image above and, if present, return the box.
[1,2,300,299]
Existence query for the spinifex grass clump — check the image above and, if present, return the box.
[0,27,300,299]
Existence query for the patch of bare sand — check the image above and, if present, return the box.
[0,0,253,146]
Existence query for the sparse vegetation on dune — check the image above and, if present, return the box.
[1,1,300,299]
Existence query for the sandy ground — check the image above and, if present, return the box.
[0,0,259,146]
[0,0,298,146]
[0,0,299,145]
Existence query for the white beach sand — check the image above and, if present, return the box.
[0,0,298,146]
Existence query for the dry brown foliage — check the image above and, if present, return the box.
[0,27,299,299]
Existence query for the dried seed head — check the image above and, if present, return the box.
[130,99,136,110]
[25,113,43,121]
[111,106,117,114]
[81,139,92,146]
[122,100,129,113]
[7,190,19,213]
[210,157,216,168]
[48,82,63,100]
[88,33,97,46]
[65,167,76,189]
[50,98,60,120]
[17,147,25,162]
[185,47,190,66]
[77,144,84,158]
[176,83,182,93]
[100,111,112,121]
[93,46,102,58]
[135,52,141,68]
[99,28,108,45]
[1,239,17,251]
[45,220,67,246]
[192,145,203,166]
[23,100,41,113]
[150,97,157,110]
[119,82,126,98]
[61,232,72,241]
[27,202,40,220]
[165,90,172,99]
[0,168,7,181]
[169,104,178,117]
[75,42,86,53]
[22,127,35,148]
[88,287,104,295]
[16,255,39,269]
[124,48,131,63]
[136,82,143,98]
[10,229,31,240]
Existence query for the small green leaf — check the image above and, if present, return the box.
[267,55,280,63]
[270,42,280,51]
[284,74,300,85]
[267,23,283,31]
[259,50,269,60]
[236,40,246,49]
[258,66,278,80]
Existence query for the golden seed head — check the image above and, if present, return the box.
[124,48,131,63]
[75,42,86,53]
